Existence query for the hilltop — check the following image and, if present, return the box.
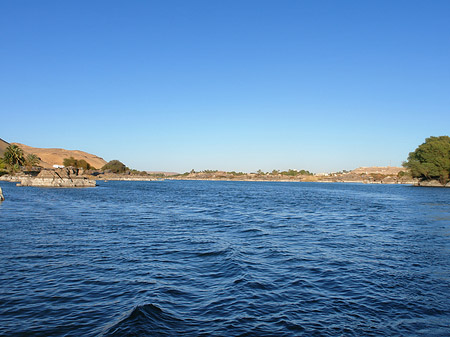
[3,140,107,169]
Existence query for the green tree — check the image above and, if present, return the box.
[76,159,91,170]
[3,145,25,166]
[403,136,450,184]
[299,169,313,176]
[101,160,127,173]
[281,169,299,176]
[25,154,40,170]
[63,157,77,167]
[62,157,93,169]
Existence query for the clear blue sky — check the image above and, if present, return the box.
[1,1,449,173]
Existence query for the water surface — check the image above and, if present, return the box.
[0,181,449,336]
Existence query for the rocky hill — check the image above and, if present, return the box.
[10,142,107,169]
[350,166,405,175]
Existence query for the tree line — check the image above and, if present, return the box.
[0,145,132,175]
[2,137,449,183]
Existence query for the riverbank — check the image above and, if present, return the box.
[2,169,449,187]
[166,170,419,185]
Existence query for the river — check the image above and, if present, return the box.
[0,181,449,336]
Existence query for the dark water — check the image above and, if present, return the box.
[1,180,449,336]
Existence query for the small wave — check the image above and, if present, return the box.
[102,304,193,336]
[195,249,228,257]
[240,227,267,236]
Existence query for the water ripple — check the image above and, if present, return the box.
[0,181,449,336]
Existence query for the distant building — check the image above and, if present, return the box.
[53,165,64,168]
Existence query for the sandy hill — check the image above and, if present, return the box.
[351,166,404,175]
[0,138,10,156]
[11,142,107,169]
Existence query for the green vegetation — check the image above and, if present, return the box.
[0,145,41,173]
[280,169,313,176]
[0,158,7,176]
[178,169,314,177]
[25,154,40,170]
[63,157,77,167]
[63,157,94,170]
[403,136,450,184]
[130,169,148,176]
[202,169,218,174]
[1,145,27,173]
[101,160,127,173]
[3,145,25,167]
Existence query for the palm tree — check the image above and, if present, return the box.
[25,154,40,170]
[3,145,25,166]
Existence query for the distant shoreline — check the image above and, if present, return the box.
[2,169,449,187]
[2,176,448,187]
[95,175,417,185]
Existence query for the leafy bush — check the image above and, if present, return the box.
[101,160,127,173]
[63,157,93,170]
[397,171,407,178]
[63,157,77,167]
[130,169,148,176]
[76,159,91,170]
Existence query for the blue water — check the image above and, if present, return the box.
[0,180,449,336]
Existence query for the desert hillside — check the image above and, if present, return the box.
[11,142,107,169]
[0,138,10,156]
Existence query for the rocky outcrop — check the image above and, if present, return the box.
[17,168,96,188]
[0,187,4,201]
[0,175,21,182]
[415,180,448,187]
